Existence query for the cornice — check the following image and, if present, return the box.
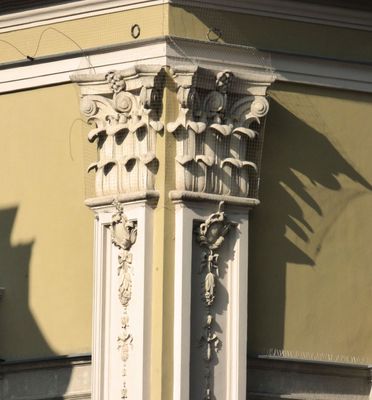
[169,0,372,32]
[1,0,372,34]
[1,36,372,95]
[0,0,165,33]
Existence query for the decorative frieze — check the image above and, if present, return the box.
[110,200,137,399]
[167,66,270,201]
[73,65,164,198]
[196,202,232,400]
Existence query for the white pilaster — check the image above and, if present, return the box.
[173,201,250,400]
[91,200,153,400]
[74,63,272,400]
[169,66,271,400]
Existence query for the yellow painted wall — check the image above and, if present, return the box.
[0,4,168,64]
[0,83,93,360]
[249,83,372,362]
[150,69,177,400]
[2,0,372,367]
[169,5,372,63]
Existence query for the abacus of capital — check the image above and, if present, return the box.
[72,60,273,400]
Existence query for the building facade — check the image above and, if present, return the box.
[1,1,372,399]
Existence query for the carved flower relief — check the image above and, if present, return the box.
[197,203,231,307]
[118,328,133,363]
[199,211,231,251]
[111,215,137,252]
[118,273,132,308]
[106,71,126,93]
[215,70,233,94]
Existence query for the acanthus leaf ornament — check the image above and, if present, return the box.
[74,66,164,198]
[196,201,232,399]
[110,200,137,399]
[168,67,270,200]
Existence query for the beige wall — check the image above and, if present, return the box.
[0,5,168,64]
[169,5,372,63]
[0,83,93,360]
[249,83,372,362]
[5,4,371,67]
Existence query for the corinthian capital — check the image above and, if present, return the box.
[167,66,271,202]
[72,65,164,199]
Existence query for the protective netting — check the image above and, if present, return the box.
[73,2,275,200]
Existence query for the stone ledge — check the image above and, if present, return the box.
[169,190,260,207]
[247,356,372,400]
[0,355,91,400]
[85,190,159,208]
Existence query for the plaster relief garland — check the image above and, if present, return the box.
[196,202,232,400]
[168,68,269,199]
[110,200,137,399]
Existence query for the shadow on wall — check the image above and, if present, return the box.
[248,94,372,355]
[0,206,72,396]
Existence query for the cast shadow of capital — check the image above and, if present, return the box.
[248,97,372,355]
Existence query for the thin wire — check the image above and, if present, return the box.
[30,27,96,72]
[0,27,95,72]
[68,118,90,161]
[0,39,28,58]
[167,36,198,67]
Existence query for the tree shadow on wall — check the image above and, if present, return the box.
[247,97,372,357]
[0,206,72,397]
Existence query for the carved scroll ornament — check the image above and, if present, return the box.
[168,68,270,200]
[77,66,164,197]
[110,200,137,399]
[196,202,232,400]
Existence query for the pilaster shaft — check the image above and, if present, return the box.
[73,63,272,400]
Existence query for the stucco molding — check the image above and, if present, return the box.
[247,356,372,399]
[2,36,372,95]
[173,203,249,400]
[91,203,153,400]
[110,200,137,399]
[0,355,91,400]
[1,0,372,34]
[73,65,164,199]
[0,0,165,33]
[170,0,372,32]
[168,65,271,201]
[195,202,232,399]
